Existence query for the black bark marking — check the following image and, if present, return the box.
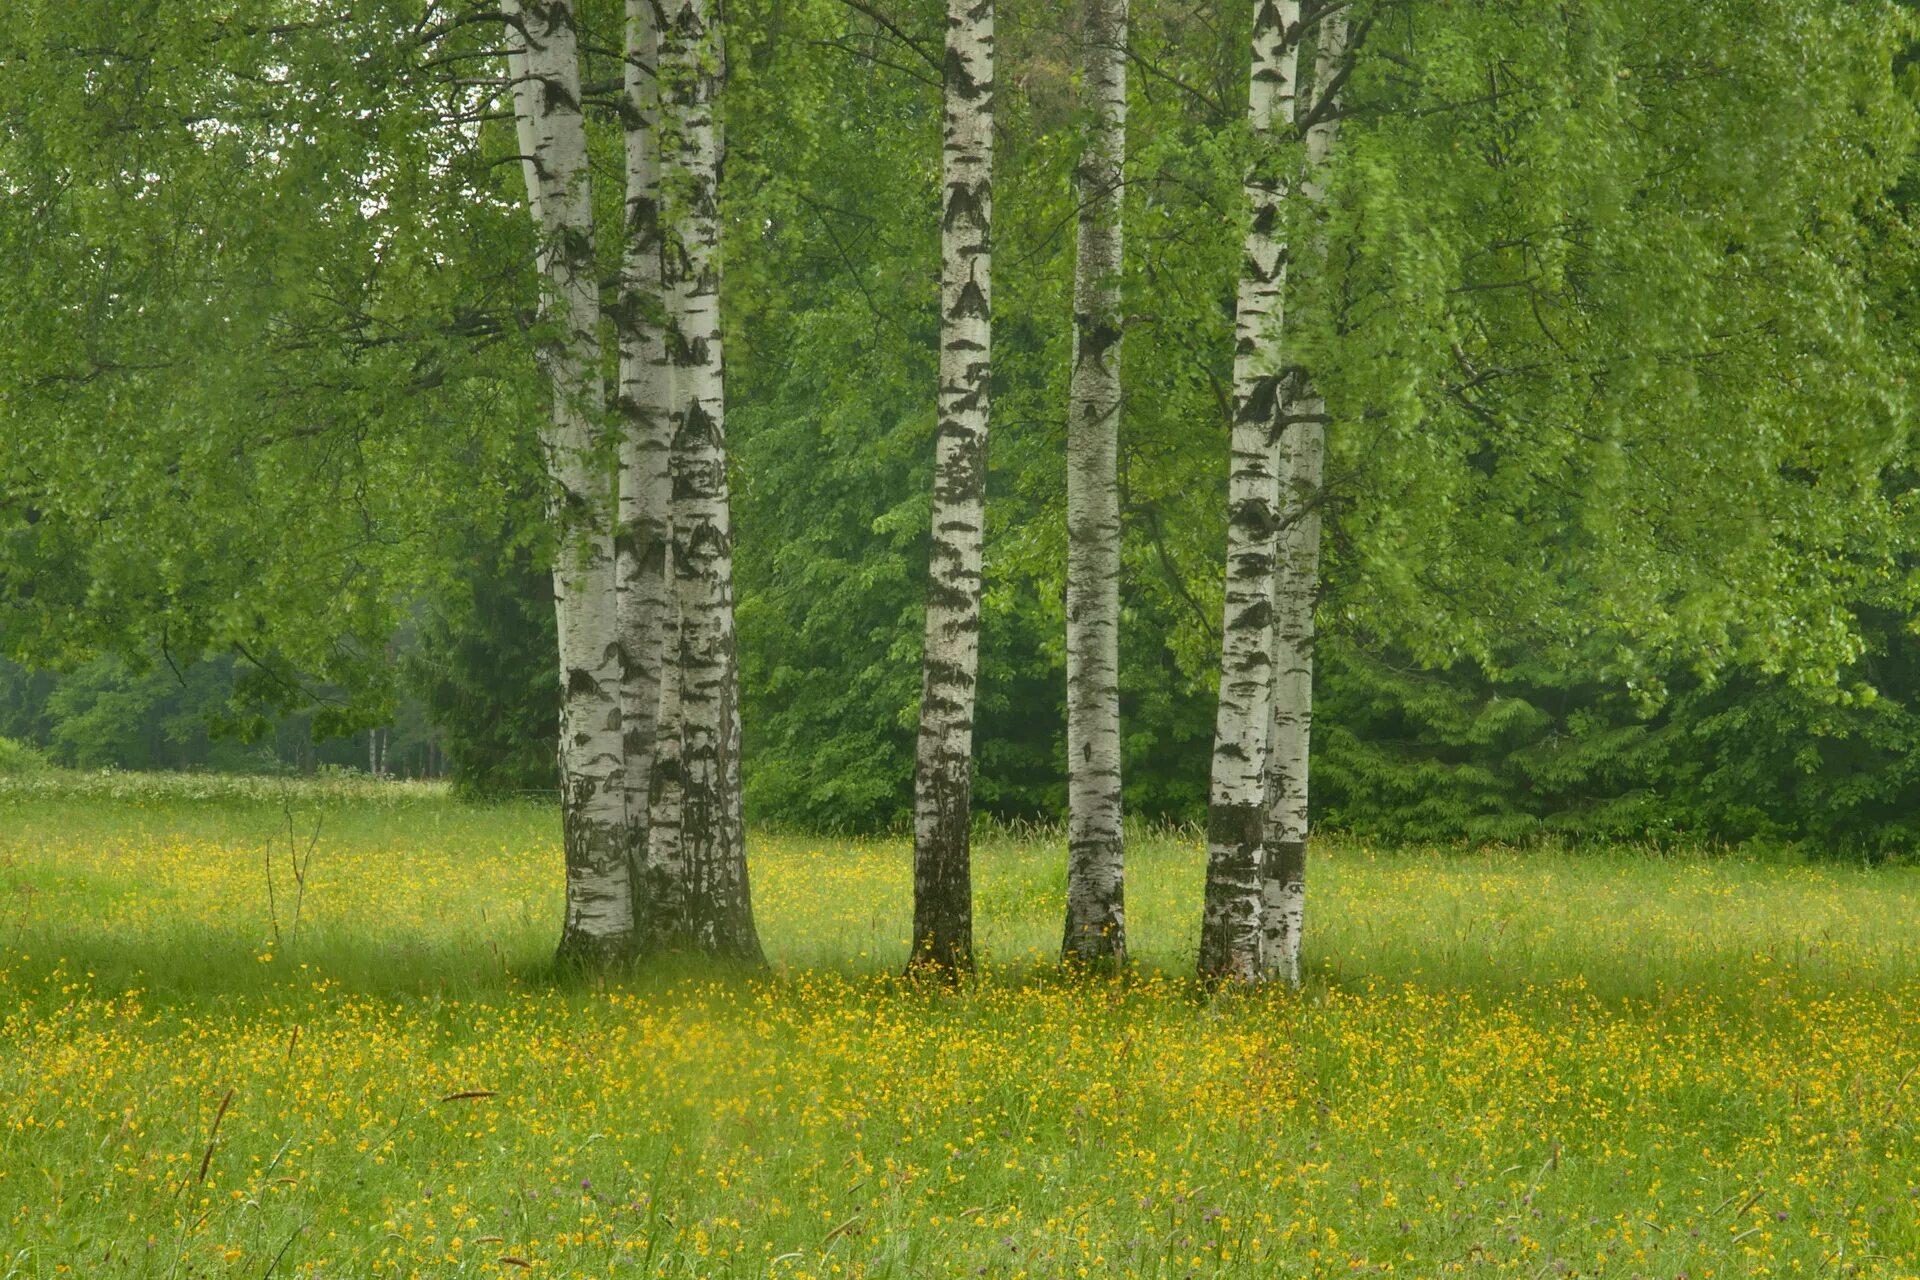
[943,47,989,101]
[947,278,991,321]
[943,179,991,230]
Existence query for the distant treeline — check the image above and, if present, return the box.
[8,530,1917,859]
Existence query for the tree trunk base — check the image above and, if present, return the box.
[553,929,637,972]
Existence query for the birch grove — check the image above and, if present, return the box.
[505,0,635,965]
[909,0,996,975]
[1060,0,1130,968]
[656,0,762,960]
[1197,0,1300,984]
[1259,4,1351,986]
[10,0,1917,1001]
[505,0,760,965]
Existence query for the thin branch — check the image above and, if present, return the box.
[1121,43,1230,121]
[1132,500,1220,647]
[831,0,942,73]
[795,190,895,334]
[808,36,938,88]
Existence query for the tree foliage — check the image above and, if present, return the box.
[0,0,1914,852]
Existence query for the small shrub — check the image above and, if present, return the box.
[0,736,49,776]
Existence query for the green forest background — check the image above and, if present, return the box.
[12,563,1920,856]
[4,0,1918,858]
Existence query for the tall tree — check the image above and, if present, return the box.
[1197,0,1299,984]
[615,0,677,938]
[655,0,762,960]
[505,0,635,965]
[1060,0,1129,967]
[910,0,996,975]
[1258,2,1350,986]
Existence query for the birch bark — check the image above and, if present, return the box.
[646,604,688,941]
[1197,0,1299,984]
[506,0,634,965]
[615,0,676,941]
[1258,411,1321,984]
[1259,4,1349,986]
[656,0,762,961]
[1060,0,1128,968]
[910,0,995,975]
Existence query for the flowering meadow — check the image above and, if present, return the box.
[2,774,1919,1278]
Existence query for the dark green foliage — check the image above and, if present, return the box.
[0,655,435,775]
[0,663,53,746]
[406,533,560,801]
[43,657,268,772]
[1314,613,1920,860]
[1315,641,1674,848]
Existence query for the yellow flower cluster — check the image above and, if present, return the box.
[1,782,1917,1277]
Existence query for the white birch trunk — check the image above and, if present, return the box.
[1258,414,1321,985]
[1061,0,1128,968]
[615,0,676,942]
[1198,0,1299,984]
[506,0,634,965]
[1259,5,1350,986]
[910,0,995,975]
[656,0,761,961]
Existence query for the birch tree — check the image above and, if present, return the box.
[614,0,677,938]
[910,0,996,975]
[1197,0,1299,984]
[506,0,635,965]
[1258,4,1350,986]
[1060,0,1129,968]
[655,0,762,960]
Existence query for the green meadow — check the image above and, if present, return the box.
[1,773,1916,1278]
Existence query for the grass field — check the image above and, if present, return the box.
[2,773,1918,1278]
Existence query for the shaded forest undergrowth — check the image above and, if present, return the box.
[3,773,1918,1277]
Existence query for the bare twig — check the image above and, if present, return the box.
[196,1089,235,1187]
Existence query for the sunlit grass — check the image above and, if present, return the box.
[2,772,1917,1277]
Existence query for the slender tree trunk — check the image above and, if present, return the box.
[1061,0,1128,968]
[1259,4,1350,986]
[656,0,761,961]
[1197,0,1299,984]
[910,0,995,976]
[1258,413,1320,984]
[507,0,634,966]
[615,0,676,942]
